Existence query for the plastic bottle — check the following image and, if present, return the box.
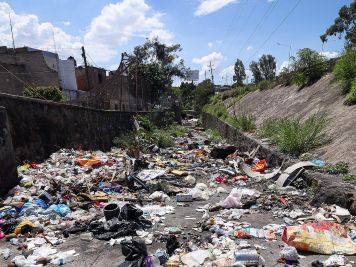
[234,250,260,266]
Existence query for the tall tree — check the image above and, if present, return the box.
[233,58,246,86]
[258,54,276,81]
[320,1,356,47]
[128,38,188,102]
[249,61,263,83]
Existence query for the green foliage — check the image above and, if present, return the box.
[23,86,64,102]
[206,128,223,142]
[155,129,174,148]
[179,82,196,109]
[344,173,356,183]
[194,79,214,112]
[320,1,355,47]
[259,113,329,156]
[291,48,328,87]
[333,47,356,93]
[324,162,349,175]
[249,61,263,83]
[345,80,356,105]
[228,114,256,132]
[203,103,229,120]
[128,38,188,101]
[166,124,188,137]
[259,54,277,81]
[233,58,246,86]
[113,131,137,149]
[257,80,275,91]
[278,67,293,86]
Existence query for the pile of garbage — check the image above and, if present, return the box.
[0,117,356,266]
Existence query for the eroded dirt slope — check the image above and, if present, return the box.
[227,74,356,171]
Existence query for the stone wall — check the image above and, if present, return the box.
[0,93,140,163]
[0,107,18,196]
[202,112,288,167]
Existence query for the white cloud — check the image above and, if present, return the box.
[0,2,82,59]
[62,21,70,26]
[320,51,339,59]
[277,60,290,74]
[193,52,224,75]
[246,46,253,51]
[208,42,213,48]
[195,0,238,16]
[219,65,234,78]
[84,0,173,63]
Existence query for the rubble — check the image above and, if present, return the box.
[0,118,355,266]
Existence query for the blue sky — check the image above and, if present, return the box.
[0,0,352,84]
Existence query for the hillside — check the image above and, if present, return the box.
[224,74,356,171]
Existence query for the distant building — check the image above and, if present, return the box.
[75,66,106,91]
[0,46,77,97]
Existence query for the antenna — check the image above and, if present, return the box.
[8,12,15,53]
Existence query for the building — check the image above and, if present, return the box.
[75,66,106,91]
[0,46,77,97]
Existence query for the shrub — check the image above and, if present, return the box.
[203,103,229,120]
[23,86,64,102]
[324,162,349,175]
[345,79,356,105]
[291,48,328,87]
[194,79,214,112]
[257,80,275,91]
[113,132,136,149]
[228,114,256,132]
[278,68,293,86]
[333,47,356,94]
[155,129,174,148]
[259,113,329,156]
[206,128,223,142]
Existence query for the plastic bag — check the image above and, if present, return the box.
[118,240,148,267]
[49,204,71,217]
[282,221,356,255]
[251,160,267,172]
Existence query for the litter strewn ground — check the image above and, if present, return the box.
[1,118,356,267]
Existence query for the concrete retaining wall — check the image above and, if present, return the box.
[0,93,141,163]
[0,107,19,195]
[202,112,288,167]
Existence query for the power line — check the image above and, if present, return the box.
[236,0,280,57]
[246,0,302,64]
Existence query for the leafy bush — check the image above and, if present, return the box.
[291,48,328,87]
[344,173,356,183]
[194,79,214,112]
[324,162,349,175]
[333,47,356,94]
[259,113,329,156]
[228,114,256,132]
[206,128,223,142]
[167,125,188,137]
[345,80,356,105]
[155,129,174,148]
[23,86,64,102]
[257,80,275,91]
[113,132,137,149]
[203,103,229,120]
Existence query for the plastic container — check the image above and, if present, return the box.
[234,250,260,266]
[104,203,120,221]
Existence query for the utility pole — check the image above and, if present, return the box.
[209,61,214,84]
[277,42,292,71]
[204,70,207,80]
[8,12,15,54]
[81,46,91,91]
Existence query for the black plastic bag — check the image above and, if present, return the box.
[166,235,179,255]
[118,240,148,267]
[120,204,152,229]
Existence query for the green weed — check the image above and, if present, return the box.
[228,114,256,132]
[259,113,329,156]
[206,128,223,142]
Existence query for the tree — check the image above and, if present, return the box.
[23,86,64,102]
[258,54,276,81]
[194,79,214,112]
[233,58,246,86]
[249,61,263,83]
[179,82,196,109]
[320,1,356,47]
[128,38,188,102]
[291,48,327,87]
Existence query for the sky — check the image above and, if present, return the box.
[0,0,352,85]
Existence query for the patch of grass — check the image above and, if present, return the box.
[228,114,256,132]
[324,162,349,175]
[155,129,174,148]
[203,103,229,120]
[167,124,188,138]
[345,80,356,105]
[333,47,356,95]
[113,132,136,149]
[344,173,356,183]
[257,80,276,91]
[259,113,329,156]
[206,128,223,142]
